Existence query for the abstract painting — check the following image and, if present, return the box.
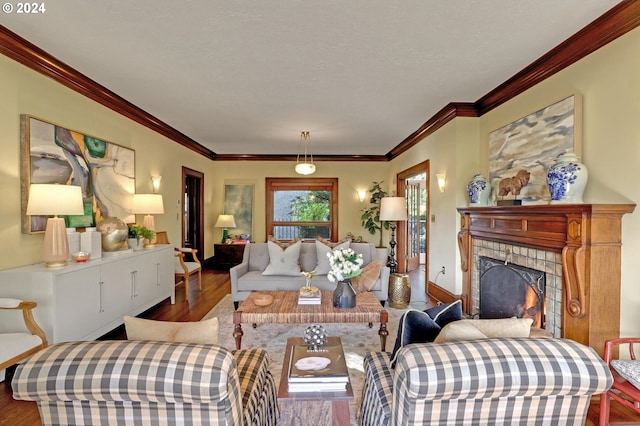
[21,115,135,233]
[224,184,253,238]
[488,94,581,203]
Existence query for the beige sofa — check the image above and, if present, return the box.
[230,242,389,309]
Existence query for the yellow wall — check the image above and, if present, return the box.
[0,54,388,269]
[388,27,640,337]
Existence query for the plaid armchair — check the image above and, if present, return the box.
[359,337,612,426]
[12,340,278,426]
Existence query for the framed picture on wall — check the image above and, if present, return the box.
[224,183,254,239]
[488,94,582,203]
[20,115,136,233]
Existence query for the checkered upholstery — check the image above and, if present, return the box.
[359,337,613,426]
[12,340,279,426]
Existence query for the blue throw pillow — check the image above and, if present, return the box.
[425,299,462,328]
[390,309,441,368]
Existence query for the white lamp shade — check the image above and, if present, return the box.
[379,197,408,221]
[295,162,316,175]
[132,194,164,214]
[215,214,236,228]
[26,184,84,216]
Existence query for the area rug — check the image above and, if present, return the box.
[202,295,403,425]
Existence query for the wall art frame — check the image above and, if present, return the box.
[20,115,136,234]
[223,183,254,239]
[488,94,582,203]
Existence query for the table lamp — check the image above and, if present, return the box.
[26,184,84,267]
[379,197,408,274]
[215,214,236,243]
[132,194,164,246]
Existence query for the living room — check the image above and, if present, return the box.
[0,2,639,424]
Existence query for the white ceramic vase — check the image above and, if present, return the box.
[546,152,588,203]
[467,174,491,206]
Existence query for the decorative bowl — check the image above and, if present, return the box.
[96,217,128,251]
[71,251,90,262]
[253,293,273,306]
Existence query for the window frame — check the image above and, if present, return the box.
[265,177,339,241]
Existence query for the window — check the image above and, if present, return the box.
[266,178,338,241]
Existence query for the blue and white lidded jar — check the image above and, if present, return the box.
[546,152,588,204]
[467,174,491,206]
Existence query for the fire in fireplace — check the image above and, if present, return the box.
[479,256,545,328]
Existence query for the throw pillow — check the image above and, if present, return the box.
[351,260,384,292]
[611,360,640,390]
[262,239,303,276]
[390,309,441,368]
[124,316,219,345]
[425,299,463,328]
[315,238,351,275]
[434,318,533,343]
[268,235,301,249]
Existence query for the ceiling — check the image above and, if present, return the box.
[2,1,621,157]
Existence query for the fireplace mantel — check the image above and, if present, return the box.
[457,204,635,355]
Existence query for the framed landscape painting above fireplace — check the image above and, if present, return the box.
[488,94,582,204]
[20,115,136,234]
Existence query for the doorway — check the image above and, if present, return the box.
[396,161,429,294]
[182,167,204,257]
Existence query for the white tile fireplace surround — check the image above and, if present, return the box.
[457,204,635,356]
[470,240,563,338]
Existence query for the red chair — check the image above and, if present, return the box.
[599,338,640,425]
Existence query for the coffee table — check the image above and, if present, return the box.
[233,290,388,350]
[277,336,353,426]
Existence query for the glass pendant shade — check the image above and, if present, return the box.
[295,131,315,175]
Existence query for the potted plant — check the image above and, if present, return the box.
[128,225,155,250]
[360,181,390,262]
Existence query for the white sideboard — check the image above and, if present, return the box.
[0,245,175,343]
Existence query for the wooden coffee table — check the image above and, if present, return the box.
[277,336,353,426]
[233,290,389,350]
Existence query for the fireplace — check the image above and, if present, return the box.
[457,204,635,356]
[479,256,545,328]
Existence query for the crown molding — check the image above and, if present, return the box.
[388,0,640,160]
[213,154,388,162]
[0,25,216,160]
[2,0,638,162]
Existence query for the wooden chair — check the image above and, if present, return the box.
[0,299,47,379]
[599,337,640,425]
[155,231,202,301]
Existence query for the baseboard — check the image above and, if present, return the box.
[427,281,461,305]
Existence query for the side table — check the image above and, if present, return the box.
[212,243,245,269]
[277,336,354,426]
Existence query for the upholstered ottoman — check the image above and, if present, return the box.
[12,340,278,426]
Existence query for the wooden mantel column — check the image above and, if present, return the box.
[457,204,635,356]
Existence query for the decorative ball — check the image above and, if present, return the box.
[96,217,128,251]
[303,324,328,347]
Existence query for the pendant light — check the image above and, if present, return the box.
[295,131,316,175]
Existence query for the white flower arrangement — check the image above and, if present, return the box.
[327,247,364,282]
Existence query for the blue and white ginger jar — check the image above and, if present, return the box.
[546,152,588,203]
[467,174,491,206]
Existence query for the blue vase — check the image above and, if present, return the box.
[467,174,491,206]
[547,152,588,203]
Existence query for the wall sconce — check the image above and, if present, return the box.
[151,176,162,193]
[357,189,367,202]
[436,173,446,193]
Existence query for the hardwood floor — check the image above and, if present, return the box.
[1,267,637,425]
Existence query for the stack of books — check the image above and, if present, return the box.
[298,287,321,305]
[287,342,349,392]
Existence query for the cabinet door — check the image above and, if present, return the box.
[132,247,174,310]
[54,267,101,343]
[99,258,134,327]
